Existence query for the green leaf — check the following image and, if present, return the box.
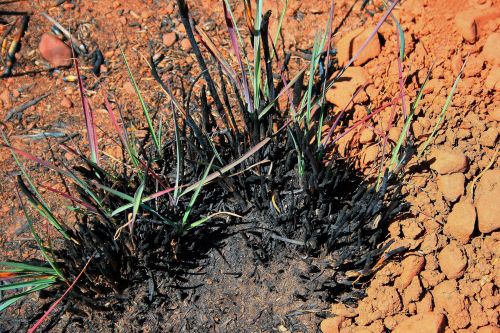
[0,277,57,292]
[119,46,161,153]
[0,262,55,274]
[182,157,215,226]
[0,283,53,312]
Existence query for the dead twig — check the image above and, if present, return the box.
[4,92,50,121]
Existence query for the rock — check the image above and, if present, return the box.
[393,312,445,333]
[403,276,423,303]
[361,144,379,167]
[429,148,468,174]
[320,317,343,333]
[0,89,11,108]
[123,82,135,95]
[336,27,381,66]
[375,286,402,317]
[463,54,484,77]
[388,127,402,143]
[444,199,476,244]
[454,10,477,43]
[326,66,369,109]
[480,126,498,147]
[359,128,374,144]
[483,33,500,65]
[437,173,465,202]
[162,32,177,47]
[438,241,467,279]
[396,255,425,289]
[475,169,500,233]
[477,326,500,333]
[331,303,357,318]
[38,33,72,67]
[485,66,500,91]
[180,38,192,52]
[488,106,500,121]
[433,280,470,329]
[60,97,73,108]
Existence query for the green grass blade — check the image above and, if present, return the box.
[0,277,57,292]
[0,283,53,312]
[0,262,55,274]
[181,156,215,226]
[119,46,161,153]
[417,59,466,159]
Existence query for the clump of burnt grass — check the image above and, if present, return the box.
[0,0,425,329]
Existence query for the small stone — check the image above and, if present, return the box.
[480,127,498,147]
[123,82,135,95]
[477,326,500,333]
[331,303,357,318]
[438,241,467,279]
[429,148,468,174]
[359,128,374,144]
[336,28,381,66]
[162,32,177,48]
[326,66,369,109]
[437,173,465,202]
[60,97,73,108]
[361,144,379,167]
[475,169,500,233]
[482,33,500,65]
[485,66,500,91]
[388,127,402,144]
[454,10,477,43]
[444,199,476,244]
[38,33,72,67]
[488,106,500,121]
[180,38,192,52]
[320,316,343,333]
[463,54,484,77]
[396,255,425,290]
[393,312,446,333]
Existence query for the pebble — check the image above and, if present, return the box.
[488,106,500,121]
[479,127,498,147]
[180,38,192,52]
[475,169,500,233]
[396,255,425,290]
[393,312,445,333]
[359,128,374,144]
[477,326,500,333]
[361,144,379,167]
[320,317,343,333]
[438,241,467,279]
[123,82,135,95]
[485,66,500,91]
[482,33,500,65]
[437,173,465,202]
[60,97,73,108]
[429,148,468,174]
[454,10,477,43]
[444,199,476,244]
[463,53,484,77]
[163,32,177,47]
[326,66,369,109]
[38,33,72,67]
[331,303,357,318]
[388,127,402,143]
[336,28,381,66]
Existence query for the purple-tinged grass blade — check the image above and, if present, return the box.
[74,57,99,165]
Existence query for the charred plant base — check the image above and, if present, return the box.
[1,154,408,332]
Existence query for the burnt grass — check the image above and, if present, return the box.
[1,1,413,332]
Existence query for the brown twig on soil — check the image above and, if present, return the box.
[3,92,50,121]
